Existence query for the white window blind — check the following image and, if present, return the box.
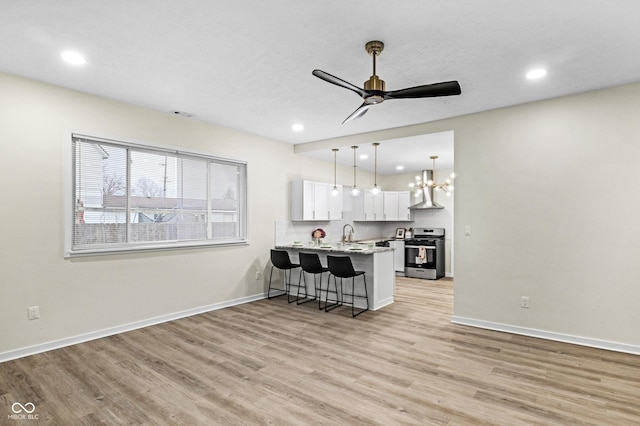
[69,134,247,255]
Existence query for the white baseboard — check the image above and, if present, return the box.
[451,316,640,356]
[0,293,267,363]
[373,297,394,311]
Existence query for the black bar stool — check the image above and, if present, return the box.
[326,255,369,317]
[297,252,330,309]
[268,249,301,303]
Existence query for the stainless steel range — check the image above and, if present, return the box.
[404,227,445,280]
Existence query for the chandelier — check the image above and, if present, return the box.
[409,155,455,197]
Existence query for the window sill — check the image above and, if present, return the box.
[65,240,249,258]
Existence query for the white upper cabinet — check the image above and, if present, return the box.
[328,184,343,220]
[383,191,399,221]
[365,190,384,221]
[291,180,343,221]
[353,190,411,222]
[397,191,411,221]
[353,190,384,221]
[292,181,409,222]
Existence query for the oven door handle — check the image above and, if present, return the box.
[405,245,436,249]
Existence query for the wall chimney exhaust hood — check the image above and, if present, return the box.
[409,170,444,209]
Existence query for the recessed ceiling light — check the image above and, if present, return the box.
[396,165,404,170]
[359,154,368,160]
[291,123,304,132]
[526,68,547,80]
[61,50,86,66]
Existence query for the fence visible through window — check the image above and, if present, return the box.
[69,134,247,255]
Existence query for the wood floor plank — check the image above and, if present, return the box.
[1,277,639,425]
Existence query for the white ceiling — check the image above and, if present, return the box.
[301,131,454,175]
[2,1,640,174]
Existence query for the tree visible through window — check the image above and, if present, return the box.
[69,134,247,254]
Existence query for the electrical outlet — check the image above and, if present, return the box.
[464,225,472,236]
[28,306,40,320]
[255,271,262,280]
[520,296,530,309]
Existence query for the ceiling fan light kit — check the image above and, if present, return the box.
[313,40,461,124]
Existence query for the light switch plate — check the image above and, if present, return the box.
[28,306,40,320]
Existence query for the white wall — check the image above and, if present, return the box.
[0,72,351,359]
[3,71,639,358]
[295,81,640,353]
[451,83,640,351]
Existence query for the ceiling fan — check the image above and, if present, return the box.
[313,40,461,124]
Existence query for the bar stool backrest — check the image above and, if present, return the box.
[299,252,325,274]
[327,255,357,278]
[271,249,295,270]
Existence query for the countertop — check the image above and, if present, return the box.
[275,243,394,255]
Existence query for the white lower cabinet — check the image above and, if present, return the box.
[388,240,405,272]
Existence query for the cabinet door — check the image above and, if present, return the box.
[313,182,330,220]
[292,180,340,221]
[302,181,315,220]
[352,190,365,221]
[397,191,411,221]
[389,240,405,272]
[383,191,399,221]
[363,190,374,221]
[328,185,343,220]
[373,192,384,220]
[363,190,383,221]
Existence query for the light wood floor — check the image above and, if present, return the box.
[1,277,639,425]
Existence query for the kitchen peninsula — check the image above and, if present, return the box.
[274,243,395,310]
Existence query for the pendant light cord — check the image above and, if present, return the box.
[373,142,379,186]
[332,148,338,189]
[353,147,357,187]
[351,145,358,189]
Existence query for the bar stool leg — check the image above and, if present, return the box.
[324,274,342,312]
[351,275,369,317]
[296,270,315,305]
[267,265,287,299]
[287,269,302,303]
[317,273,325,310]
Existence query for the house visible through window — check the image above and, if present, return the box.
[68,134,247,255]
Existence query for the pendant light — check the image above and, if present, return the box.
[350,145,360,196]
[331,148,340,196]
[370,142,381,195]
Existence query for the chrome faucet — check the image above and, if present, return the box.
[342,224,354,243]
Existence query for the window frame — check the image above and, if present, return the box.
[64,132,248,257]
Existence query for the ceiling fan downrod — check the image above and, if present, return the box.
[364,41,385,102]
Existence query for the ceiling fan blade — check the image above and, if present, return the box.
[342,103,370,124]
[313,69,369,98]
[384,81,461,99]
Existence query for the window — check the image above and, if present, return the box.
[67,134,247,256]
